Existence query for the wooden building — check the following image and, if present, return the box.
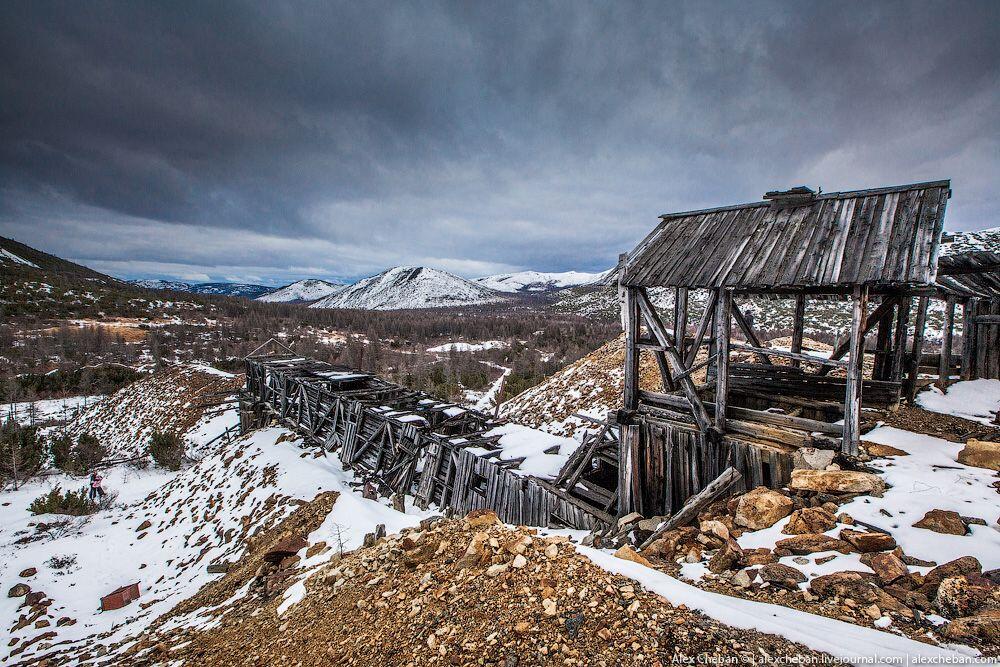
[610,180,952,519]
[930,248,1000,385]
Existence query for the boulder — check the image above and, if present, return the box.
[18,568,37,578]
[699,519,730,541]
[862,442,909,458]
[810,571,880,602]
[935,575,995,618]
[774,534,853,555]
[734,487,793,530]
[640,526,699,560]
[707,540,744,574]
[941,609,1000,644]
[792,447,836,471]
[782,507,837,535]
[263,535,308,563]
[860,552,908,584]
[912,509,967,536]
[739,548,776,567]
[136,519,152,532]
[613,545,652,568]
[957,439,1000,471]
[839,529,897,553]
[759,563,807,589]
[924,557,983,588]
[789,469,885,496]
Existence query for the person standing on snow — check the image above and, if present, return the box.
[89,472,106,500]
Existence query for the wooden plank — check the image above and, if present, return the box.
[790,294,806,368]
[842,285,868,456]
[890,297,911,384]
[674,287,688,358]
[731,299,772,364]
[623,282,640,412]
[730,344,849,369]
[906,296,930,403]
[938,295,956,389]
[715,290,732,432]
[638,467,742,549]
[960,300,974,382]
[639,390,843,435]
[817,296,897,376]
[685,289,718,367]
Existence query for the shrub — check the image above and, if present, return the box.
[0,419,47,481]
[75,432,106,470]
[51,433,78,473]
[46,554,78,572]
[149,430,184,470]
[28,486,96,516]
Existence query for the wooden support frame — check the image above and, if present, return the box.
[714,290,732,432]
[842,285,868,456]
[906,296,930,404]
[890,296,911,384]
[960,299,974,382]
[818,296,897,376]
[937,295,956,390]
[790,294,806,368]
[730,299,772,365]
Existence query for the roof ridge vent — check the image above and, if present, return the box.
[763,185,818,209]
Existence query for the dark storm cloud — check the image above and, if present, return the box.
[1,1,998,283]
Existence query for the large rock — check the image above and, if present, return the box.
[860,552,908,584]
[775,534,853,555]
[263,535,308,563]
[922,557,983,597]
[810,571,881,602]
[941,609,1000,644]
[912,509,967,535]
[935,575,996,617]
[759,563,807,589]
[863,442,909,458]
[789,469,885,496]
[957,439,1000,471]
[734,487,793,530]
[792,447,835,471]
[613,545,652,568]
[7,583,30,598]
[640,526,699,560]
[465,509,500,528]
[839,529,897,553]
[782,507,837,535]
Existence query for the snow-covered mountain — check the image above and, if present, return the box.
[310,266,507,310]
[130,279,273,298]
[257,278,344,303]
[475,269,609,293]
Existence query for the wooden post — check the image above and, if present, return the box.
[890,296,911,384]
[714,290,732,433]
[617,423,638,518]
[937,296,956,390]
[620,256,640,412]
[674,287,688,359]
[790,294,806,368]
[842,285,868,456]
[960,299,974,382]
[874,298,894,381]
[906,296,929,404]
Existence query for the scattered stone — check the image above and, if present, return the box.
[734,487,793,530]
[699,519,730,541]
[136,520,152,532]
[863,442,909,458]
[924,557,983,590]
[19,568,37,578]
[206,562,231,574]
[740,548,776,567]
[957,439,1000,471]
[7,583,30,598]
[774,534,852,555]
[788,469,885,496]
[839,529,896,553]
[707,540,743,574]
[732,570,752,589]
[264,535,308,562]
[637,516,666,533]
[901,554,937,568]
[792,447,835,471]
[759,563,807,589]
[465,509,499,528]
[782,507,837,535]
[860,552,908,584]
[485,563,508,577]
[613,545,652,569]
[942,609,1000,643]
[617,512,643,531]
[912,509,967,536]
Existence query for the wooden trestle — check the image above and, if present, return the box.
[240,354,616,530]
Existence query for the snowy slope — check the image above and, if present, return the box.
[475,269,608,293]
[257,279,344,303]
[310,266,507,310]
[130,280,273,298]
[940,226,1000,255]
[1,248,41,268]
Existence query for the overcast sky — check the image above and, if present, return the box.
[1,1,998,286]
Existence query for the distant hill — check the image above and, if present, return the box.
[257,279,344,303]
[0,236,122,285]
[130,279,273,298]
[940,226,1000,255]
[474,269,608,293]
[310,266,507,310]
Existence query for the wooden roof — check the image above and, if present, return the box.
[936,250,1000,298]
[618,180,951,291]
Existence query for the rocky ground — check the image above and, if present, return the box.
[117,510,828,667]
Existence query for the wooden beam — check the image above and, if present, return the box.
[715,290,732,432]
[842,285,868,456]
[890,296,911,384]
[730,299,773,365]
[906,296,929,404]
[874,301,894,381]
[623,281,640,412]
[685,289,718,368]
[817,297,896,376]
[937,295,956,390]
[961,300,975,381]
[674,287,688,359]
[730,344,849,368]
[638,467,742,549]
[790,294,806,369]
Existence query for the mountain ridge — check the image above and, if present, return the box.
[310,266,507,310]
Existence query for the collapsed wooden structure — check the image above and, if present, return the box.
[609,180,953,519]
[240,355,614,529]
[928,247,1000,386]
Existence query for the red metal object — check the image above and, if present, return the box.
[100,582,140,611]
